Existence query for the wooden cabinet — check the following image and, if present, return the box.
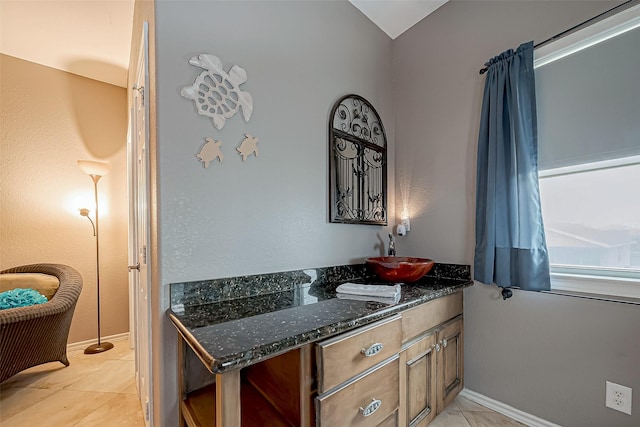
[178,343,314,427]
[176,291,464,427]
[399,334,437,427]
[399,294,464,427]
[436,316,463,414]
[315,316,402,427]
[316,356,399,427]
[316,315,401,393]
[314,294,464,427]
[245,345,316,426]
[401,292,463,343]
[377,410,399,427]
[399,315,464,427]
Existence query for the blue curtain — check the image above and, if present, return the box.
[474,41,551,292]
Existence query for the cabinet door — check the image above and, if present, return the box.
[436,316,463,413]
[400,334,437,427]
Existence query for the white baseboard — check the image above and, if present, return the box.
[459,389,561,427]
[67,332,130,352]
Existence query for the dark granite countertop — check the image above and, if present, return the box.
[167,263,472,374]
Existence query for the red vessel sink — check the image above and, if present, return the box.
[366,257,435,283]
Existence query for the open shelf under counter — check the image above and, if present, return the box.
[181,380,293,427]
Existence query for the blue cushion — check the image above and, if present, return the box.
[0,288,48,310]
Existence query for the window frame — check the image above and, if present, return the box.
[534,4,640,300]
[538,158,640,299]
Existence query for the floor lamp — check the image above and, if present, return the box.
[78,160,114,354]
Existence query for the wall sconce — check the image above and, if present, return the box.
[398,210,411,236]
[401,210,411,232]
[77,159,113,354]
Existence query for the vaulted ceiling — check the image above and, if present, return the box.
[0,1,446,88]
[1,0,135,87]
[349,0,448,39]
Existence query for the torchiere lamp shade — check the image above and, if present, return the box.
[77,160,110,177]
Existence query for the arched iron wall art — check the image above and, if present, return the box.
[329,94,387,225]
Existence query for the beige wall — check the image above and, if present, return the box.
[0,54,130,343]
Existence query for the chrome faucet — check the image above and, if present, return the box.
[388,233,396,256]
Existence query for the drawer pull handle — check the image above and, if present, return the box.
[360,399,382,417]
[361,343,384,357]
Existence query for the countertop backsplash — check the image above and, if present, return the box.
[170,262,471,310]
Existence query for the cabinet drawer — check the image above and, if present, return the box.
[316,356,399,427]
[316,315,402,393]
[401,293,462,342]
[377,409,398,427]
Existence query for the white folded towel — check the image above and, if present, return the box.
[336,283,401,300]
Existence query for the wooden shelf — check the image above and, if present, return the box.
[182,385,214,427]
[181,381,293,427]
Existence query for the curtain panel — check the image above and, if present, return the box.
[474,41,551,292]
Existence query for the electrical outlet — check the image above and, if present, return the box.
[606,381,632,415]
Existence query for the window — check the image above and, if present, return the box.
[535,4,640,299]
[538,159,640,298]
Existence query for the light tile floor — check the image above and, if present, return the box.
[1,340,524,426]
[432,395,526,427]
[0,340,145,427]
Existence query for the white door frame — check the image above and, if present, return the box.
[128,20,153,427]
[128,104,136,351]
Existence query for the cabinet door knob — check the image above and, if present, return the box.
[442,338,448,348]
[434,343,441,352]
[361,343,384,357]
[359,398,382,417]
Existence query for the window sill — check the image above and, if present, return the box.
[550,272,640,300]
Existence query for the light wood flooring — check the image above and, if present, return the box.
[1,340,524,426]
[0,340,144,426]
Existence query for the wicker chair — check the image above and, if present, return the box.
[0,263,82,383]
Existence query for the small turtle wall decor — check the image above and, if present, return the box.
[237,134,259,161]
[181,54,253,130]
[196,137,223,168]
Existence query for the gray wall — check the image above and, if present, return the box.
[393,1,639,426]
[154,1,394,424]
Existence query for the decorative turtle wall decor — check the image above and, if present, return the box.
[237,134,259,161]
[181,54,253,130]
[196,137,223,168]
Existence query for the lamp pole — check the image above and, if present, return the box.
[93,176,101,347]
[78,160,113,354]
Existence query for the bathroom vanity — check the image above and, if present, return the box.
[168,263,472,426]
